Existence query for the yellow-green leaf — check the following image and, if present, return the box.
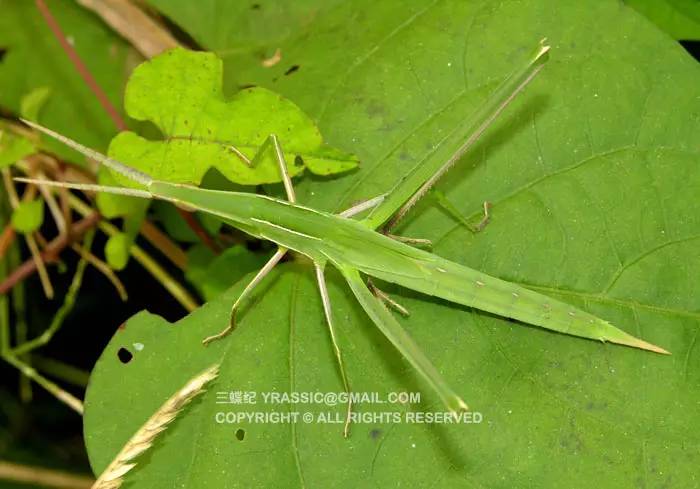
[11,199,44,233]
[20,86,52,121]
[104,47,358,190]
[0,129,34,169]
[105,233,130,271]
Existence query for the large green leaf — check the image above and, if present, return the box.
[85,0,699,487]
[625,0,700,40]
[185,244,270,301]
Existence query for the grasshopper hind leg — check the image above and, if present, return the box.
[385,233,432,250]
[314,263,353,438]
[367,278,410,316]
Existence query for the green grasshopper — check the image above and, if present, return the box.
[18,40,667,438]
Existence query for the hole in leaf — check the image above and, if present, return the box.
[117,347,133,364]
[369,428,382,440]
[294,155,304,167]
[0,48,7,62]
[284,65,299,76]
[251,3,261,9]
[235,428,246,441]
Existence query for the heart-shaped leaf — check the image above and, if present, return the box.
[85,0,700,486]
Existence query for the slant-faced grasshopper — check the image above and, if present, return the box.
[17,40,668,438]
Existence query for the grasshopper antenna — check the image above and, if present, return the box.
[20,118,153,187]
[13,177,153,199]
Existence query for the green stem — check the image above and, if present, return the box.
[0,195,10,354]
[10,244,32,402]
[31,354,90,387]
[11,231,94,356]
[3,354,83,414]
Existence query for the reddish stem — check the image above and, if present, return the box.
[179,212,221,253]
[35,0,127,131]
[0,213,101,295]
[0,226,17,260]
[34,0,220,254]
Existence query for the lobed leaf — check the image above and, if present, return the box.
[103,47,358,191]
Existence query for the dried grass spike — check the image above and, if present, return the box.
[91,363,220,489]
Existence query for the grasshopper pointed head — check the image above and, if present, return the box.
[447,395,469,413]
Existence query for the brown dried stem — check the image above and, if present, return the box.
[77,0,180,58]
[35,0,127,131]
[0,461,93,489]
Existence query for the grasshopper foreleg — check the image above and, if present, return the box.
[203,134,298,345]
[247,134,297,203]
[202,247,287,345]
